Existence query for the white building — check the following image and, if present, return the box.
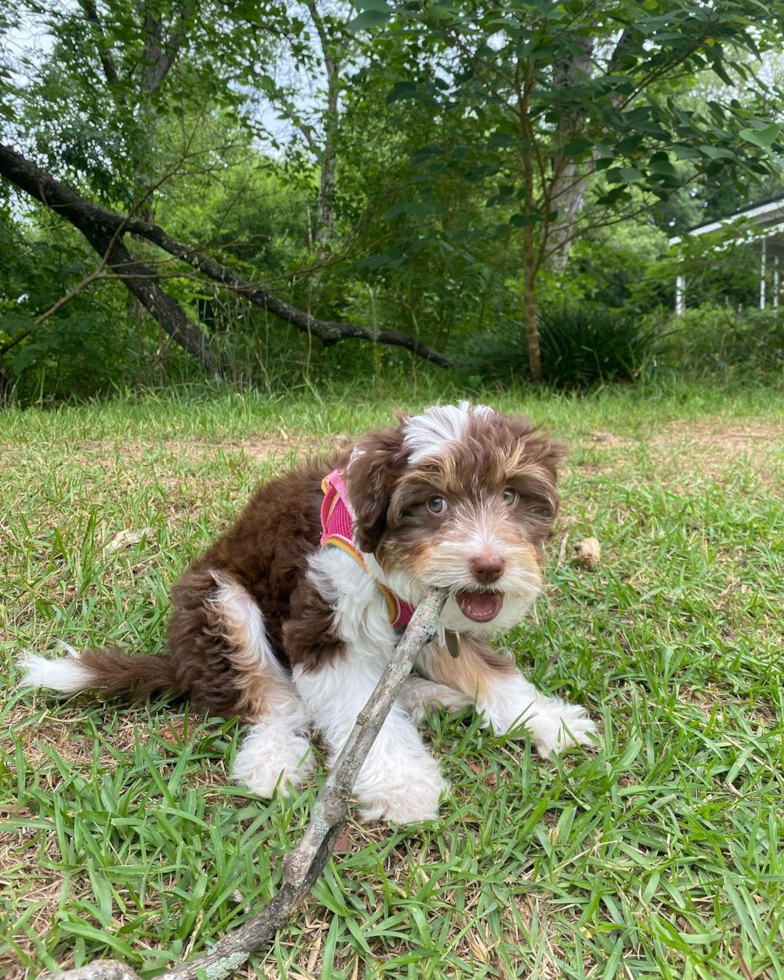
[669,196,784,313]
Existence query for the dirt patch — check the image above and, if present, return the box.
[653,421,784,453]
[3,702,147,769]
[570,420,783,489]
[233,431,350,460]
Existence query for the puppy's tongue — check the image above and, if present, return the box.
[456,590,503,623]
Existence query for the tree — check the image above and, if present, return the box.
[0,3,452,383]
[353,0,784,379]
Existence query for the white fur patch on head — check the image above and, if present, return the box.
[402,401,494,464]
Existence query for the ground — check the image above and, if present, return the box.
[1,379,783,979]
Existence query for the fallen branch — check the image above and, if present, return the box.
[41,587,448,980]
[0,141,452,368]
[129,220,452,366]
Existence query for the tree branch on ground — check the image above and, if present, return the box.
[38,587,449,980]
[0,142,451,368]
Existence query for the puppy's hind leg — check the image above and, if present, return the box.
[171,570,313,797]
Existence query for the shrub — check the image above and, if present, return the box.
[664,305,784,379]
[460,303,664,389]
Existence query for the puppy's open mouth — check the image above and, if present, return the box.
[455,589,503,623]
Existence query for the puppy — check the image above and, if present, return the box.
[20,402,596,823]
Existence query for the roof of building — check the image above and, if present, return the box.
[669,194,784,246]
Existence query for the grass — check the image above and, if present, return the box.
[1,377,783,979]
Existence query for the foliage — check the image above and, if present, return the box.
[567,223,672,311]
[2,1,784,399]
[351,0,784,375]
[462,304,665,389]
[665,305,784,379]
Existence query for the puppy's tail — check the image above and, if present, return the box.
[17,644,179,698]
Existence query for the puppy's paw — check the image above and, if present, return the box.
[356,763,448,824]
[529,700,597,758]
[233,726,313,798]
[399,676,472,724]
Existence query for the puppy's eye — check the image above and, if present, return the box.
[502,488,518,507]
[427,496,448,515]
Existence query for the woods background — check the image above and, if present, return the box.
[2,0,784,401]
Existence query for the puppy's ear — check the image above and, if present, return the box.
[502,415,567,536]
[345,425,407,554]
[507,415,568,481]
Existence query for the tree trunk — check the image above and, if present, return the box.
[548,158,588,274]
[521,133,543,382]
[0,353,9,403]
[315,142,336,257]
[548,33,595,273]
[307,0,343,258]
[523,221,542,382]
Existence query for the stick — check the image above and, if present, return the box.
[41,586,448,980]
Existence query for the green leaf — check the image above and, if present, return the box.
[699,146,736,161]
[739,123,781,151]
[486,130,515,149]
[607,167,644,184]
[347,8,391,31]
[352,0,392,10]
[509,210,543,227]
[562,137,593,157]
[672,144,702,160]
[386,80,419,104]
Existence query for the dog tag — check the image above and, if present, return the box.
[446,629,461,659]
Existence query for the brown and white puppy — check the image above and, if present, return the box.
[20,403,596,823]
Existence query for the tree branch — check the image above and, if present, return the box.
[39,587,449,980]
[0,142,451,367]
[77,0,124,96]
[134,219,451,364]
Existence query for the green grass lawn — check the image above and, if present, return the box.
[1,378,783,979]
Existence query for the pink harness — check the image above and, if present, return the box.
[320,468,415,629]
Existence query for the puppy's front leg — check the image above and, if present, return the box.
[285,552,446,823]
[417,636,597,758]
[294,656,447,822]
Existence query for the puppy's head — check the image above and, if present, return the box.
[345,402,564,634]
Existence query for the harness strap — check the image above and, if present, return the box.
[320,470,415,629]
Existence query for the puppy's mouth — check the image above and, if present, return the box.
[455,589,503,623]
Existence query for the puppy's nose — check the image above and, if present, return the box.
[470,554,506,584]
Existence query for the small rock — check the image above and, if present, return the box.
[105,528,154,552]
[574,537,601,568]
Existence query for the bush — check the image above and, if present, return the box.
[664,306,784,379]
[460,303,664,389]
